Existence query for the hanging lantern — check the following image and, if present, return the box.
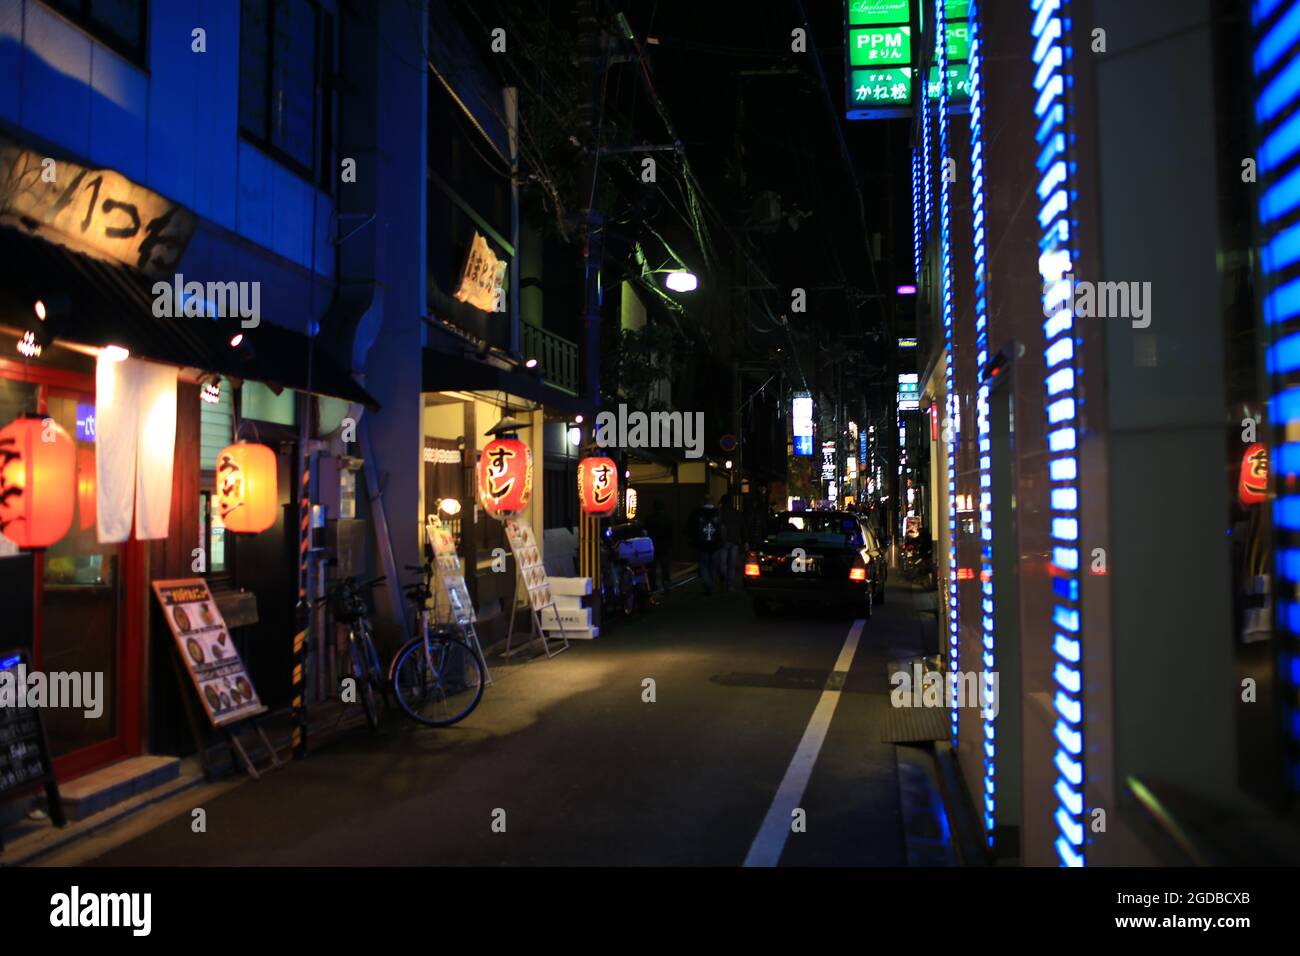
[77,446,96,532]
[578,455,619,516]
[1239,442,1268,506]
[0,416,76,549]
[477,436,532,518]
[216,442,278,533]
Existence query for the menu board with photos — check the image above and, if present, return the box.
[504,517,553,611]
[153,579,265,728]
[0,649,62,819]
[428,517,475,626]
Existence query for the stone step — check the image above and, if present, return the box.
[58,756,181,822]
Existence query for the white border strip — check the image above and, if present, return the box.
[742,619,866,867]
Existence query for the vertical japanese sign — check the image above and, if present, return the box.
[793,392,814,456]
[453,231,508,313]
[845,0,914,120]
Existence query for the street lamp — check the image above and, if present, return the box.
[664,271,698,293]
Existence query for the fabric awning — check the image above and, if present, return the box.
[0,222,379,409]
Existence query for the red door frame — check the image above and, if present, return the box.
[1,357,144,780]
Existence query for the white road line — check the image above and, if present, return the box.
[742,618,866,868]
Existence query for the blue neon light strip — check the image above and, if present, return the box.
[936,0,961,751]
[1255,0,1300,802]
[923,63,934,237]
[1030,0,1085,867]
[913,147,924,280]
[968,0,996,849]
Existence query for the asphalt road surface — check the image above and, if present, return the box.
[89,578,940,866]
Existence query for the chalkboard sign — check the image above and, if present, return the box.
[0,647,66,842]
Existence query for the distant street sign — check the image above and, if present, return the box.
[720,434,738,453]
[844,0,913,121]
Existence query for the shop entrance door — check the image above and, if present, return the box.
[0,362,141,779]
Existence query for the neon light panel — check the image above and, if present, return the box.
[968,0,996,849]
[1030,0,1085,867]
[936,0,960,749]
[913,146,924,279]
[1255,0,1300,797]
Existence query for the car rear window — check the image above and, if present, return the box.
[765,513,863,547]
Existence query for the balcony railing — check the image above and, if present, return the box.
[521,323,579,396]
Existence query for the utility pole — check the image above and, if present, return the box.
[577,0,605,593]
[578,0,604,409]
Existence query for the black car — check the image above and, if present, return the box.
[743,510,884,617]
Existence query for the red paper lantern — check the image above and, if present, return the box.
[1239,442,1268,506]
[578,456,619,516]
[0,416,76,549]
[216,442,278,533]
[77,446,96,532]
[477,436,532,518]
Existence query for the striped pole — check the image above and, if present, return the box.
[292,411,312,758]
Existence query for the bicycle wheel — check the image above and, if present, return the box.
[350,626,383,731]
[391,634,485,727]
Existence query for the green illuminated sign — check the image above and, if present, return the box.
[844,0,915,120]
[931,0,970,104]
[944,21,969,60]
[848,0,909,25]
[848,26,911,67]
[927,63,970,100]
[850,68,912,105]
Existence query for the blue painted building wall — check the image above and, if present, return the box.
[0,0,337,330]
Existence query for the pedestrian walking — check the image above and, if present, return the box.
[686,494,724,594]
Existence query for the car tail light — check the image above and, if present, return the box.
[848,567,867,582]
[744,563,761,577]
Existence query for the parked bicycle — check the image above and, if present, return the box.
[601,522,655,618]
[388,562,486,726]
[316,575,388,731]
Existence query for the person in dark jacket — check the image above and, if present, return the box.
[686,495,724,594]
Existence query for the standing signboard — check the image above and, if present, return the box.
[154,579,264,727]
[152,579,279,779]
[502,517,569,659]
[427,516,492,684]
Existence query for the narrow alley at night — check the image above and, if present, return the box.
[0,0,1293,940]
